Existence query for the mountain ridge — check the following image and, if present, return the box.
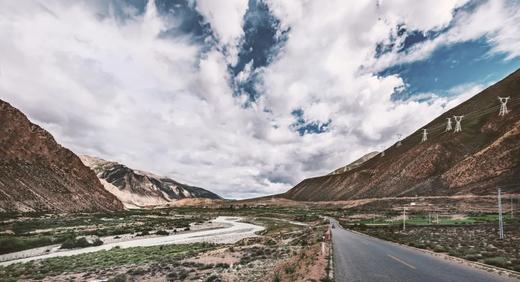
[283,69,520,201]
[80,155,222,208]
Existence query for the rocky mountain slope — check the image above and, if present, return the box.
[80,155,222,208]
[329,151,379,175]
[284,69,520,201]
[0,100,123,213]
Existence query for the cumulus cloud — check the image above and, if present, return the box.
[0,0,517,199]
[195,0,249,65]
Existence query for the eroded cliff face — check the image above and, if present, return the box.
[284,69,520,201]
[80,155,222,208]
[0,100,123,212]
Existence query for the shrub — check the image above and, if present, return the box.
[215,263,230,268]
[483,257,509,268]
[156,230,169,236]
[92,238,104,246]
[284,265,295,274]
[205,275,220,282]
[136,230,150,237]
[0,236,53,254]
[273,272,281,282]
[60,237,100,249]
[463,254,481,261]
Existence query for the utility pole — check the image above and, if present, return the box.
[436,213,439,224]
[454,116,464,132]
[498,188,504,239]
[403,207,406,231]
[498,97,510,116]
[445,118,452,132]
[428,212,431,224]
[421,129,428,142]
[511,195,514,219]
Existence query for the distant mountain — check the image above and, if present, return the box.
[328,151,379,175]
[284,69,520,201]
[80,155,222,208]
[0,100,124,213]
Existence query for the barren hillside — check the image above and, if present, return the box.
[284,69,520,201]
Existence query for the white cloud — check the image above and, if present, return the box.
[0,0,515,199]
[369,0,520,72]
[195,0,249,65]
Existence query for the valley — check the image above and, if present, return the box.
[0,207,331,281]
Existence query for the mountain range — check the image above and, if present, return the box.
[283,69,520,201]
[80,155,221,208]
[0,99,220,212]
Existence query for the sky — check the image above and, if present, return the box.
[1,0,519,199]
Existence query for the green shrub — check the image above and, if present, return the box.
[60,237,94,249]
[483,257,509,268]
[92,238,104,246]
[156,230,169,236]
[0,236,54,254]
[273,272,281,282]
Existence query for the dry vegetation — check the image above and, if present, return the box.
[0,208,332,282]
[347,216,520,273]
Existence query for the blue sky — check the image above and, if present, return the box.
[0,0,519,198]
[382,38,520,100]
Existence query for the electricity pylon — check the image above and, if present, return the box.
[498,96,510,116]
[445,118,452,132]
[454,116,464,132]
[421,129,428,142]
[396,134,402,147]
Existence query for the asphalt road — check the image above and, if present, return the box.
[330,219,517,282]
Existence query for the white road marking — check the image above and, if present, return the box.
[388,254,416,269]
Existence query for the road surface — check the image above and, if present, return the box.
[0,217,263,266]
[330,219,517,282]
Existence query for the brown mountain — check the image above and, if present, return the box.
[328,151,379,175]
[0,100,123,213]
[284,69,520,201]
[80,155,222,208]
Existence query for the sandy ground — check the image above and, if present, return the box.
[0,217,264,266]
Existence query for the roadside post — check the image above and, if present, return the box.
[498,188,504,239]
[402,207,406,231]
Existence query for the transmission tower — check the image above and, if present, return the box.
[498,96,510,116]
[421,129,428,142]
[445,117,452,132]
[453,115,464,132]
[396,134,402,147]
